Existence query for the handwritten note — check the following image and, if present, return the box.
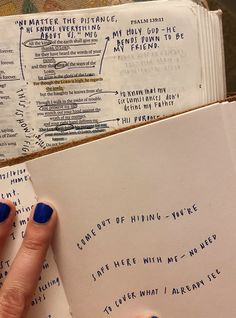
[28,103,236,318]
[0,164,71,318]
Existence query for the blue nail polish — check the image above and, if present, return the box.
[0,203,11,222]
[33,203,53,224]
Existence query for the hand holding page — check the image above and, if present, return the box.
[0,165,71,317]
[0,0,234,314]
[0,101,236,317]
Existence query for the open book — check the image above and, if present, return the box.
[0,0,226,160]
[1,99,236,317]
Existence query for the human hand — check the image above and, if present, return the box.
[0,200,57,317]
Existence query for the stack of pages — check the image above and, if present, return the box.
[0,0,226,160]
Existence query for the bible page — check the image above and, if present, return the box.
[0,0,224,159]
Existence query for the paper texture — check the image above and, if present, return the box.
[0,1,208,17]
[220,101,236,171]
[0,0,133,16]
[0,164,71,318]
[0,0,225,160]
[28,102,236,318]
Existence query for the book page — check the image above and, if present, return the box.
[28,103,236,318]
[0,0,222,160]
[0,164,71,318]
[221,101,236,172]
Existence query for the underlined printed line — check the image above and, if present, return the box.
[0,79,20,82]
[34,54,100,59]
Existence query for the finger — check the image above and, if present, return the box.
[0,200,16,256]
[0,202,57,318]
[136,314,159,318]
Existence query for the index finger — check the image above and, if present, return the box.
[0,202,57,317]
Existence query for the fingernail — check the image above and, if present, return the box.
[0,202,11,222]
[137,314,159,318]
[33,203,53,224]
